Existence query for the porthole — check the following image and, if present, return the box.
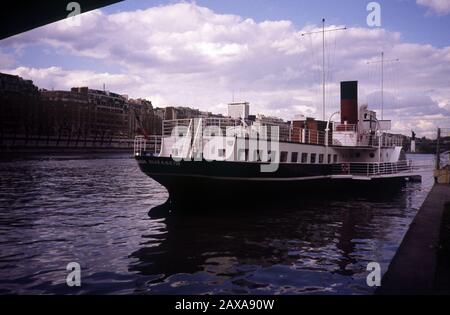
[369,152,375,158]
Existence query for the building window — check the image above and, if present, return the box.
[319,154,324,164]
[333,154,338,163]
[301,153,308,163]
[327,154,331,164]
[310,153,316,164]
[280,151,288,163]
[291,152,298,163]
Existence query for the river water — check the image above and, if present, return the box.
[0,153,434,294]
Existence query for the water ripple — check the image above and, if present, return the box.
[0,153,434,294]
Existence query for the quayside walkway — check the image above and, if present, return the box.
[377,184,450,294]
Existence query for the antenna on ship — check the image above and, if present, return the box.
[366,52,399,120]
[301,18,346,121]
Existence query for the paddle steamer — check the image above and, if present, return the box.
[134,81,420,204]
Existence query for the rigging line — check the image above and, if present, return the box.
[394,62,401,109]
[332,31,337,80]
[367,64,374,107]
[311,32,321,94]
[326,35,333,112]
[301,20,346,120]
[326,32,331,83]
[325,31,334,114]
[304,36,314,109]
[389,60,401,111]
[307,31,321,104]
[306,35,316,106]
[392,117,450,121]
[387,64,394,109]
[312,30,323,111]
[367,58,373,106]
[329,32,338,110]
[322,30,337,113]
[328,31,335,80]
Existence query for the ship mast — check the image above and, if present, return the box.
[367,52,399,120]
[302,19,346,121]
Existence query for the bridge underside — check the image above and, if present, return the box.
[0,0,123,40]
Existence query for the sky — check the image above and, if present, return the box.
[0,0,449,138]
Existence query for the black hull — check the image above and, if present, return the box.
[136,156,407,207]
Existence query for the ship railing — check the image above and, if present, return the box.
[162,119,334,146]
[331,133,404,148]
[288,127,331,146]
[162,119,193,137]
[162,118,244,137]
[229,127,331,145]
[372,133,404,147]
[158,119,403,149]
[333,124,358,132]
[332,160,414,177]
[159,119,404,149]
[134,135,162,156]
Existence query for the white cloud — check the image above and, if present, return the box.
[3,66,142,93]
[417,0,450,15]
[1,2,449,137]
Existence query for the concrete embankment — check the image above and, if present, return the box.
[0,147,134,155]
[377,184,450,294]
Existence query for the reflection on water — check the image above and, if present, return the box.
[0,153,434,294]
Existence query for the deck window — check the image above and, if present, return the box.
[310,153,316,164]
[319,154,324,164]
[301,153,308,163]
[218,149,226,158]
[280,151,288,163]
[291,152,298,163]
[333,154,338,163]
[327,154,331,164]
